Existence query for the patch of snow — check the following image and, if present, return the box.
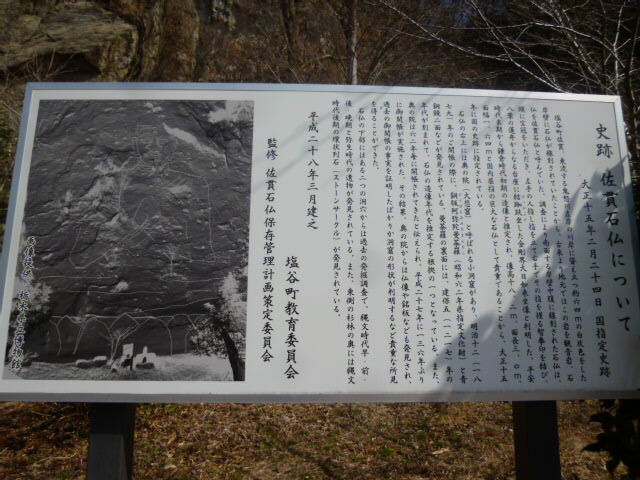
[168,184,192,197]
[207,101,252,123]
[162,123,221,156]
[144,102,163,113]
[207,108,227,123]
[85,176,117,200]
[112,280,129,293]
[95,157,121,174]
[104,213,122,228]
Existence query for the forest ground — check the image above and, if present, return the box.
[0,400,622,480]
[0,2,638,479]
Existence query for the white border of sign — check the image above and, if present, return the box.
[0,82,638,403]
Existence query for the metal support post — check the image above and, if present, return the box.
[87,403,136,480]
[512,400,562,480]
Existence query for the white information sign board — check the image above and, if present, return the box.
[0,83,639,402]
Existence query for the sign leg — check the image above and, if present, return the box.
[512,400,561,480]
[87,403,136,480]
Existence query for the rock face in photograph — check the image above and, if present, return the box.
[5,99,252,381]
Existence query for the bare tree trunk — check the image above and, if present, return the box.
[281,0,302,64]
[154,0,200,81]
[624,7,640,162]
[220,327,245,381]
[347,0,359,84]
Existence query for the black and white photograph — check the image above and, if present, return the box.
[3,99,254,381]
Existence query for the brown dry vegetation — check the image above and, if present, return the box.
[0,401,625,479]
[1,1,639,479]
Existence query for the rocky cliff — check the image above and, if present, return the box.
[16,99,253,361]
[0,0,211,81]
